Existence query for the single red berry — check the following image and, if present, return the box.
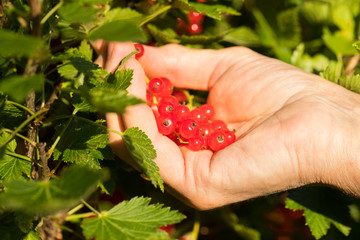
[159,77,174,97]
[172,89,188,103]
[211,120,227,131]
[179,119,199,139]
[159,224,175,234]
[208,130,228,151]
[187,136,205,151]
[188,23,203,35]
[199,104,215,120]
[148,78,165,95]
[223,130,236,145]
[173,105,190,122]
[191,108,206,122]
[188,12,204,24]
[156,114,176,135]
[175,18,187,36]
[134,43,144,60]
[199,121,212,138]
[158,101,176,116]
[158,95,179,107]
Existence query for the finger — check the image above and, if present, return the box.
[90,40,106,55]
[102,43,188,186]
[138,44,255,90]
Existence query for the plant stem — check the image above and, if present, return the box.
[67,203,85,216]
[3,129,37,147]
[65,212,95,221]
[5,100,35,116]
[139,5,171,26]
[0,109,48,149]
[47,109,77,160]
[81,199,101,216]
[191,211,201,240]
[40,1,63,25]
[4,151,32,162]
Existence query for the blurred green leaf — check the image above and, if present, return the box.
[105,8,143,23]
[277,7,301,48]
[223,26,261,47]
[172,0,240,20]
[0,29,45,58]
[0,74,45,102]
[332,4,354,40]
[57,3,100,24]
[147,24,180,44]
[81,197,185,240]
[88,21,146,42]
[300,1,331,24]
[122,127,163,191]
[87,87,143,113]
[23,231,41,240]
[322,28,357,56]
[0,165,102,215]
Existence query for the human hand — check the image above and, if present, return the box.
[95,42,360,210]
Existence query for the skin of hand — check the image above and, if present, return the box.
[94,41,360,210]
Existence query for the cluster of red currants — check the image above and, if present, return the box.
[146,77,236,152]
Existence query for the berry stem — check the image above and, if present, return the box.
[81,199,101,216]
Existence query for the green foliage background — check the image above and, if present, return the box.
[1,0,360,239]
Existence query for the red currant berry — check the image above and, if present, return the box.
[188,12,204,24]
[148,78,165,95]
[159,77,174,97]
[172,89,188,103]
[158,101,176,116]
[156,114,176,135]
[173,105,190,122]
[187,136,205,151]
[199,121,212,138]
[134,43,144,60]
[211,120,227,131]
[224,130,236,144]
[199,104,215,120]
[158,95,179,107]
[175,18,187,36]
[188,23,203,35]
[178,119,199,139]
[191,108,206,122]
[208,131,228,151]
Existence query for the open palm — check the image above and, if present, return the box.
[95,43,360,209]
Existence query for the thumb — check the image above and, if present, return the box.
[138,44,255,90]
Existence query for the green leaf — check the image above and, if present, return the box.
[57,54,107,88]
[0,165,102,215]
[53,119,111,169]
[23,231,41,240]
[223,26,261,47]
[104,69,134,91]
[0,132,31,181]
[57,2,100,24]
[81,197,185,240]
[300,1,331,24]
[87,87,143,113]
[322,28,357,56]
[0,29,45,58]
[105,8,143,24]
[172,0,240,20]
[332,4,354,40]
[0,74,45,102]
[122,127,163,191]
[285,187,352,239]
[147,24,180,44]
[78,40,93,61]
[277,7,301,48]
[89,21,146,42]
